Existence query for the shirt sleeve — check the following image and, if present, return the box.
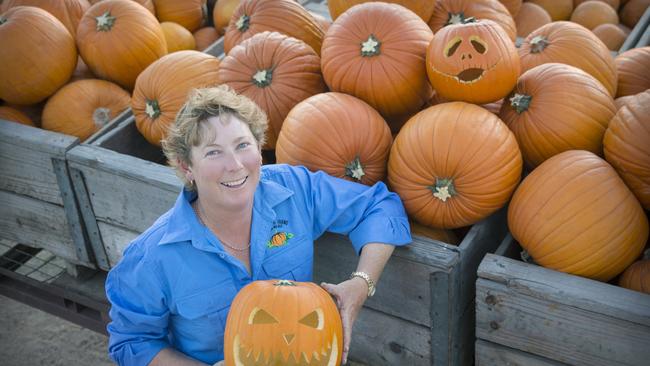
[106,243,170,366]
[290,165,412,254]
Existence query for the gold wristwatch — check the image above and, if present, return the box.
[350,271,376,297]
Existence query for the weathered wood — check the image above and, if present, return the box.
[478,254,650,325]
[475,340,566,366]
[0,190,81,263]
[96,222,140,268]
[619,7,650,52]
[84,108,133,146]
[93,116,168,165]
[204,37,225,59]
[349,306,431,366]
[476,257,650,366]
[0,120,78,205]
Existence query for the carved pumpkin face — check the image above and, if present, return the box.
[426,19,520,104]
[224,280,343,366]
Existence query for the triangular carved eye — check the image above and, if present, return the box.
[249,308,278,324]
[298,308,324,330]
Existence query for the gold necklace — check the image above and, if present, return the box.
[192,202,251,252]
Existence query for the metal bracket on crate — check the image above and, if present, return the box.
[68,167,110,271]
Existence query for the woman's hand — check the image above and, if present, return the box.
[320,277,369,365]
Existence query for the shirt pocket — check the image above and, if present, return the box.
[173,280,236,352]
[262,235,313,281]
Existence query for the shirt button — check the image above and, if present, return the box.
[219,253,225,258]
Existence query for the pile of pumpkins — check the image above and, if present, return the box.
[1,0,649,292]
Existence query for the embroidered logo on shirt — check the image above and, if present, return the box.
[267,232,293,248]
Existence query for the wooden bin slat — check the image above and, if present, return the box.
[475,339,565,366]
[476,254,650,366]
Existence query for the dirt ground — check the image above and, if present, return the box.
[0,295,114,366]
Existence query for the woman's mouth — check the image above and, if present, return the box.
[221,176,248,188]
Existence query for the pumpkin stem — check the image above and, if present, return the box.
[95,11,116,32]
[252,68,273,87]
[92,107,111,127]
[427,178,457,202]
[0,16,7,25]
[509,93,532,114]
[446,12,475,26]
[235,14,250,32]
[529,36,549,53]
[360,34,381,57]
[274,280,297,286]
[145,99,161,119]
[345,156,365,181]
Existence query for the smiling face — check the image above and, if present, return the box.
[224,280,343,366]
[188,113,262,212]
[425,19,520,104]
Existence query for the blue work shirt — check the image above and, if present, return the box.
[106,164,411,365]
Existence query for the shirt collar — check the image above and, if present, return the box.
[158,170,294,247]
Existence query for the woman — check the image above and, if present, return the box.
[105,85,411,365]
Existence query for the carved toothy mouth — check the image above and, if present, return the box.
[456,68,484,82]
[233,333,339,366]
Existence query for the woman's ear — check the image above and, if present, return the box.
[178,160,192,178]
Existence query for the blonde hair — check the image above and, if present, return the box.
[162,85,268,190]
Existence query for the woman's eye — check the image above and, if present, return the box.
[237,142,251,149]
[205,150,221,156]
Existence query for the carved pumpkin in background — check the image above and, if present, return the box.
[224,280,342,366]
[426,19,520,104]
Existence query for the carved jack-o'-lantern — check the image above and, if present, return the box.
[224,280,343,366]
[426,18,520,104]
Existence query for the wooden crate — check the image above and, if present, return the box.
[0,120,94,268]
[475,234,650,366]
[67,115,508,365]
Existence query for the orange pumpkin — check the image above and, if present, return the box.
[129,0,155,14]
[570,0,619,30]
[514,2,552,38]
[327,0,435,22]
[426,19,520,105]
[224,0,324,56]
[70,56,96,82]
[615,47,650,98]
[212,0,241,35]
[619,0,650,28]
[132,50,220,146]
[41,79,130,141]
[160,21,196,53]
[428,0,517,42]
[573,0,620,9]
[388,102,523,229]
[309,12,331,33]
[224,280,343,366]
[499,63,616,168]
[1,0,90,36]
[498,0,522,16]
[508,150,648,282]
[603,90,650,209]
[592,23,627,51]
[619,258,650,294]
[218,31,325,150]
[614,94,636,110]
[0,106,35,126]
[0,7,77,105]
[193,26,220,51]
[321,2,433,132]
[276,92,392,186]
[518,21,618,97]
[153,0,206,32]
[410,221,459,245]
[482,99,503,115]
[76,0,167,90]
[527,0,573,21]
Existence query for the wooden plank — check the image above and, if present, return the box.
[92,117,168,166]
[96,222,140,268]
[349,306,430,366]
[0,121,79,205]
[478,254,650,325]
[476,277,650,366]
[84,108,133,146]
[314,233,436,327]
[475,340,566,366]
[0,190,82,264]
[619,7,650,52]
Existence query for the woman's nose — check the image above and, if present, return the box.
[225,153,244,170]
